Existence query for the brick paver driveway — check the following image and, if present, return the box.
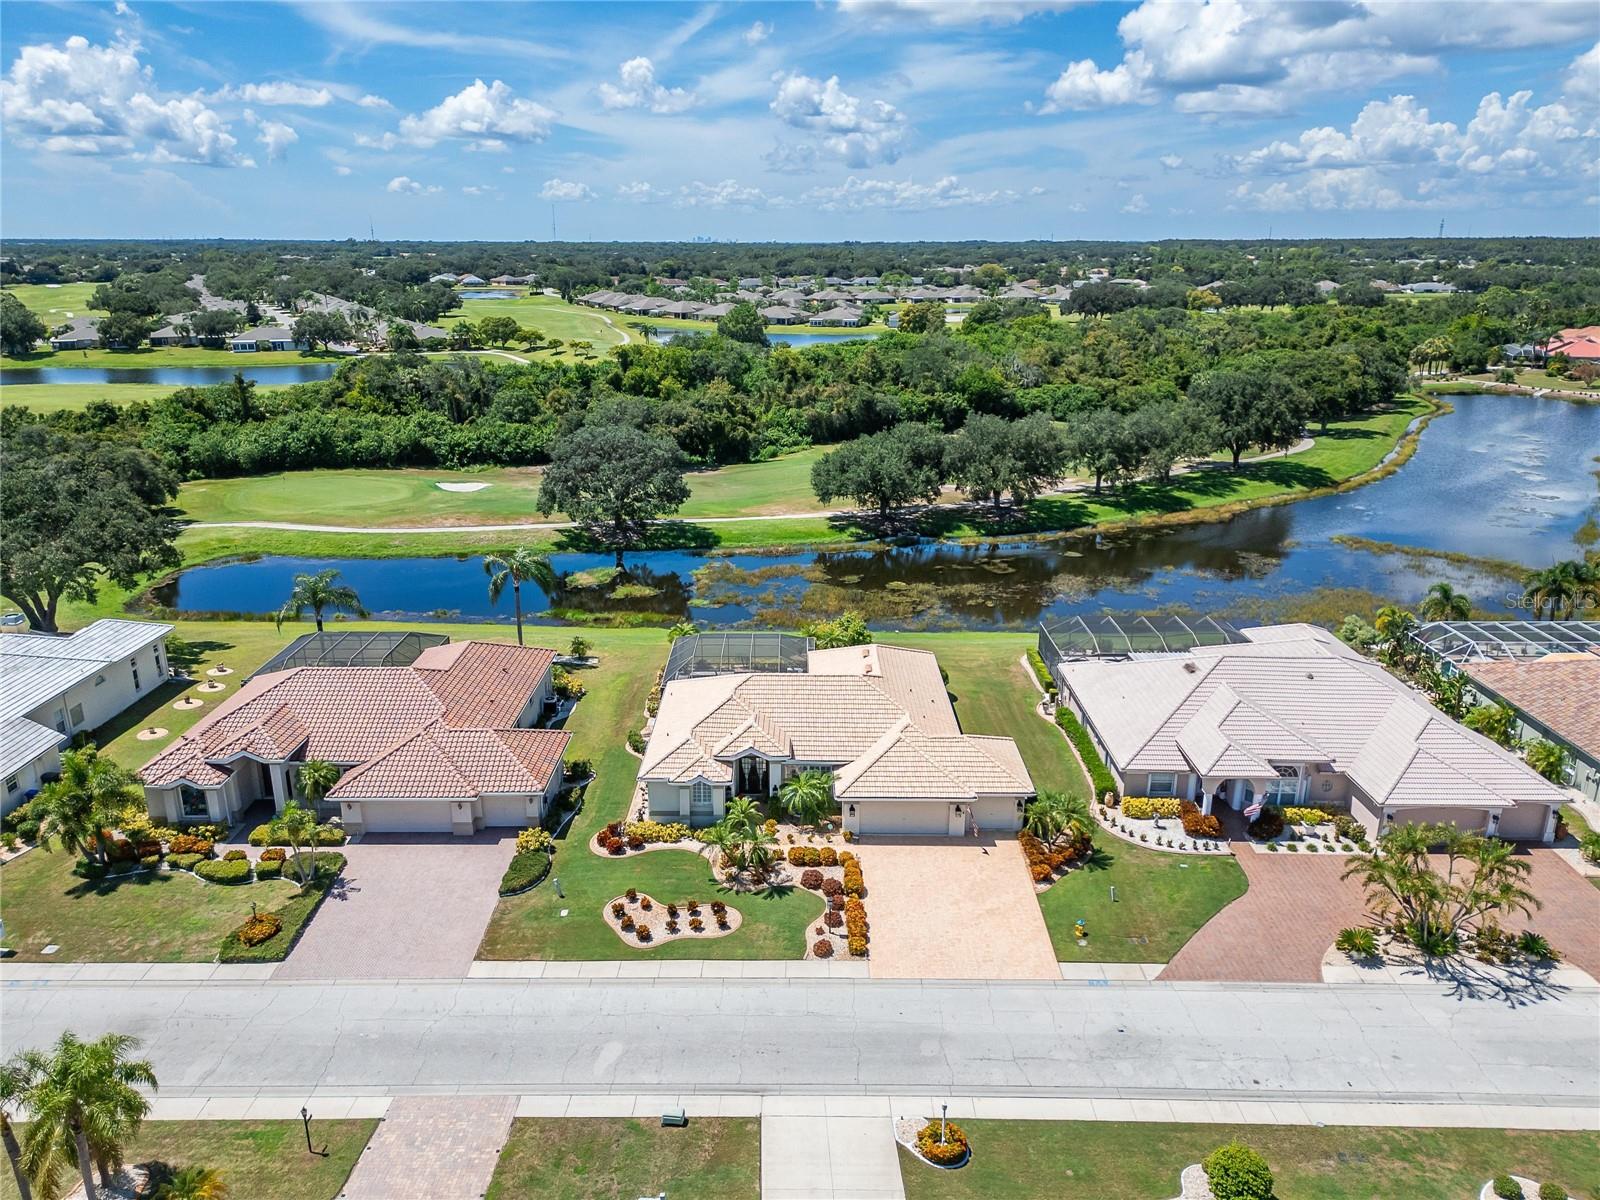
[274,832,516,980]
[1160,847,1367,983]
[341,1095,516,1200]
[1520,849,1600,980]
[852,836,1058,980]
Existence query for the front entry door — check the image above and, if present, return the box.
[737,756,769,796]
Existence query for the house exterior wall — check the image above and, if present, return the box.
[973,795,1023,832]
[143,773,245,826]
[645,779,728,826]
[3,746,61,815]
[25,637,169,742]
[1494,801,1557,842]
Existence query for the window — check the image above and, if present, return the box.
[95,674,107,686]
[155,647,164,675]
[1147,772,1176,798]
[5,776,18,795]
[1264,766,1300,806]
[179,786,209,819]
[69,703,85,727]
[131,663,140,690]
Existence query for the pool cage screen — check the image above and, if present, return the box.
[1411,620,1600,665]
[664,632,814,683]
[1038,614,1249,663]
[251,631,449,677]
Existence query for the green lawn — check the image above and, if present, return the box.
[0,848,300,962]
[1,282,106,320]
[446,292,638,349]
[1,346,348,370]
[486,1118,759,1200]
[1,381,189,412]
[896,1122,1599,1200]
[170,447,834,528]
[477,630,825,959]
[0,1120,376,1200]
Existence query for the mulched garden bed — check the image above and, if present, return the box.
[602,891,740,947]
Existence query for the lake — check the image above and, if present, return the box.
[648,329,880,349]
[2,363,342,387]
[152,394,1598,630]
[459,290,520,300]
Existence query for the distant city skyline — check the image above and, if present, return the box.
[2,0,1597,240]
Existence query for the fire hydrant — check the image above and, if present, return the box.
[1074,919,1088,939]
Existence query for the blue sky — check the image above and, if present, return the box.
[2,0,1597,240]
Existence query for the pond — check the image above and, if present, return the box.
[647,329,880,349]
[152,394,1598,630]
[2,363,343,387]
[459,290,520,300]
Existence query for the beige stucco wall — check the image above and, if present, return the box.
[1495,801,1556,842]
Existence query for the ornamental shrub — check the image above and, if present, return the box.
[1027,647,1057,697]
[624,820,689,844]
[801,869,824,890]
[1179,801,1224,839]
[195,858,251,884]
[820,876,843,897]
[247,825,270,847]
[1331,814,1367,843]
[818,846,838,866]
[689,917,704,932]
[1123,796,1182,820]
[498,849,552,896]
[1056,708,1118,799]
[1282,806,1333,826]
[627,729,646,754]
[825,910,843,929]
[254,859,283,880]
[916,1119,970,1166]
[606,837,625,854]
[1335,927,1378,957]
[259,847,287,862]
[169,833,213,856]
[234,912,283,947]
[842,865,864,897]
[169,852,204,871]
[847,936,868,957]
[223,848,248,861]
[517,827,555,853]
[1493,1176,1523,1199]
[1247,808,1285,840]
[813,938,834,958]
[139,854,161,870]
[565,757,593,780]
[1539,1182,1567,1199]
[1202,1142,1273,1200]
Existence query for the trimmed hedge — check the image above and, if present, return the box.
[1055,708,1118,799]
[246,823,347,848]
[254,858,284,880]
[218,853,347,962]
[1026,648,1057,698]
[195,858,251,884]
[1203,1142,1274,1200]
[498,848,552,896]
[168,852,205,871]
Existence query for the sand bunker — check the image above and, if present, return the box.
[436,481,491,493]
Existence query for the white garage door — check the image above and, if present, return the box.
[361,800,453,833]
[1496,802,1551,842]
[974,797,1021,832]
[482,796,531,827]
[858,801,950,836]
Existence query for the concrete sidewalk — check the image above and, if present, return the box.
[763,1114,904,1200]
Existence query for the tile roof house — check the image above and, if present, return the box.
[640,643,1033,836]
[1052,623,1566,843]
[48,317,101,350]
[2,620,174,815]
[1464,652,1600,805]
[138,640,568,835]
[1545,326,1600,362]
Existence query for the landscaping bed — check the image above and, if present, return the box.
[1096,797,1230,856]
[782,845,870,959]
[218,853,347,962]
[603,891,739,946]
[1245,805,1368,855]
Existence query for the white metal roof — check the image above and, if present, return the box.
[0,715,66,779]
[0,619,172,721]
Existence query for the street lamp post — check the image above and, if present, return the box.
[940,1103,947,1145]
[301,1106,314,1154]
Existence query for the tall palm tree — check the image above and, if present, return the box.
[21,1032,156,1200]
[483,549,557,645]
[274,569,368,632]
[2,1050,56,1200]
[35,748,142,867]
[723,796,762,836]
[1418,582,1471,622]
[777,770,835,829]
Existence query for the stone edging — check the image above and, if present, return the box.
[893,1117,970,1170]
[602,892,739,947]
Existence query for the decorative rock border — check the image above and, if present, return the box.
[1479,1176,1541,1200]
[172,697,204,710]
[1095,806,1230,856]
[135,726,169,741]
[602,892,740,947]
[1169,1164,1214,1200]
[197,680,228,693]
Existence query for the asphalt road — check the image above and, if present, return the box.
[4,977,1596,1106]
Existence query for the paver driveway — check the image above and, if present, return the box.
[341,1094,516,1200]
[852,836,1058,980]
[274,832,516,980]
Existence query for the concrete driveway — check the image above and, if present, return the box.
[852,836,1059,980]
[273,832,516,981]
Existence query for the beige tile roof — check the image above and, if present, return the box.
[1057,624,1564,812]
[1465,654,1600,760]
[641,643,1032,802]
[329,728,569,799]
[138,641,558,800]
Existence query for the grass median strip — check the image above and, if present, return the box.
[486,1117,759,1200]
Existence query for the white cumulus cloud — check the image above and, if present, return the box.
[220,81,332,107]
[802,175,1017,211]
[389,79,554,150]
[744,21,772,45]
[839,0,1082,27]
[599,57,696,113]
[251,115,298,159]
[770,71,907,167]
[540,177,595,201]
[1121,192,1150,213]
[386,175,439,194]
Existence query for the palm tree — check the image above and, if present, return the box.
[1523,740,1569,784]
[666,622,698,642]
[3,1050,56,1200]
[35,748,142,867]
[777,770,835,829]
[1418,582,1471,622]
[153,1165,227,1200]
[723,796,762,837]
[269,799,319,891]
[296,760,341,810]
[1024,791,1093,850]
[20,1032,156,1200]
[1520,564,1576,621]
[1373,605,1418,668]
[274,569,368,632]
[483,549,557,646]
[1465,701,1520,749]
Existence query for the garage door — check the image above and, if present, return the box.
[858,801,950,836]
[360,800,453,833]
[482,796,531,827]
[974,797,1020,832]
[1496,802,1552,842]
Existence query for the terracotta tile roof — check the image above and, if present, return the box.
[329,728,570,799]
[1466,654,1600,760]
[138,641,557,796]
[641,643,1033,801]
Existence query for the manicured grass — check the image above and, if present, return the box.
[171,447,835,528]
[486,1118,759,1200]
[0,848,299,962]
[0,1120,377,1200]
[1040,834,1246,963]
[446,292,638,349]
[477,630,825,959]
[896,1121,1599,1200]
[1,282,106,320]
[1,381,187,412]
[1,346,348,370]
